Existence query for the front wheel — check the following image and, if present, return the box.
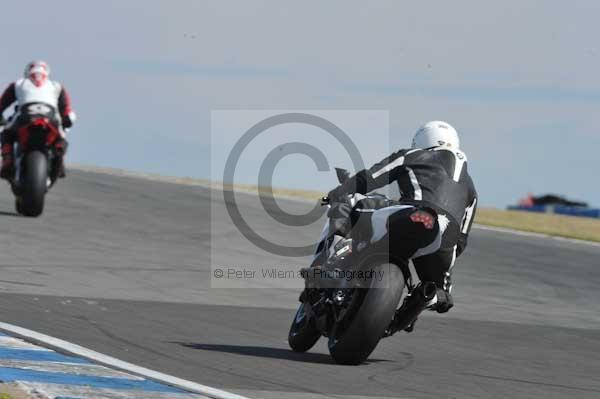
[288,302,321,352]
[328,262,405,365]
[20,151,48,217]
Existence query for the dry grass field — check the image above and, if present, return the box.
[475,207,600,242]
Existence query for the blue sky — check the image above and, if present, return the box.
[1,1,599,207]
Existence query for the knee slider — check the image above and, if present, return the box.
[410,209,436,230]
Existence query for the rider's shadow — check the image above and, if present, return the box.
[170,342,390,365]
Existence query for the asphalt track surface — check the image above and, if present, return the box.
[0,169,598,399]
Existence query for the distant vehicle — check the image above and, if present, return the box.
[0,103,65,217]
[519,193,587,208]
[511,193,600,219]
[288,168,438,365]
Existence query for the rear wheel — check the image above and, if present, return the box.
[14,198,24,215]
[20,151,48,217]
[288,303,321,352]
[328,262,404,365]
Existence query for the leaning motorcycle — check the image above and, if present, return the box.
[288,168,438,365]
[1,103,65,217]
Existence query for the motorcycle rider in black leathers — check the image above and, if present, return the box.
[327,121,478,319]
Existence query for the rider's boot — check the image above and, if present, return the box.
[424,269,454,313]
[0,143,14,180]
[427,287,454,313]
[57,156,66,178]
[54,139,68,178]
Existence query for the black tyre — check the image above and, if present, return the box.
[20,151,48,217]
[288,303,321,352]
[328,262,404,365]
[14,198,24,215]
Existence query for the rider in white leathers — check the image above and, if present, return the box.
[0,61,76,179]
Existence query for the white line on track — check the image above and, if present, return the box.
[473,224,600,247]
[0,321,250,399]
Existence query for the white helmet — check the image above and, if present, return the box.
[24,60,50,87]
[412,121,460,150]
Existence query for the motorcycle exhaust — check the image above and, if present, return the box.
[386,281,438,335]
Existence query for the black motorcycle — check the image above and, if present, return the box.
[288,168,438,365]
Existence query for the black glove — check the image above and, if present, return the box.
[327,202,353,237]
[327,169,372,202]
[327,185,348,203]
[62,114,73,128]
[433,289,454,313]
[327,201,352,219]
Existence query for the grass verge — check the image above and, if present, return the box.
[0,383,32,399]
[475,208,600,242]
